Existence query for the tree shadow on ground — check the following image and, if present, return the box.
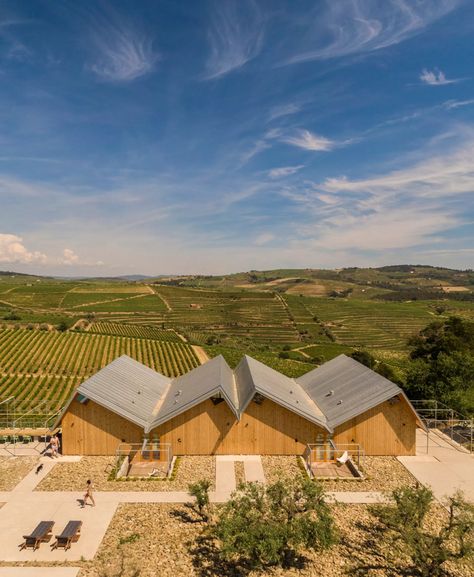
[169,503,205,524]
[189,532,308,577]
[341,518,414,577]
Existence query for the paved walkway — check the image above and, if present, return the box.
[398,429,474,502]
[215,455,266,493]
[0,454,399,565]
[0,569,80,577]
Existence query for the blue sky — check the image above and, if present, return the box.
[0,0,473,275]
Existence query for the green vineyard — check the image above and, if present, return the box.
[300,298,434,349]
[0,328,199,411]
[87,322,182,342]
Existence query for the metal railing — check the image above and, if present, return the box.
[114,440,173,478]
[304,440,364,471]
[411,399,473,453]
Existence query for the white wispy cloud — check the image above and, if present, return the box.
[89,17,158,82]
[240,128,281,165]
[319,140,474,199]
[254,232,275,246]
[205,0,265,79]
[268,165,304,179]
[268,103,301,121]
[443,99,474,110]
[282,129,335,151]
[0,234,47,264]
[420,68,460,85]
[283,0,460,65]
[283,136,474,253]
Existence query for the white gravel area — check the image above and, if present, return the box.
[0,456,39,490]
[262,456,417,492]
[36,456,216,492]
[73,502,471,577]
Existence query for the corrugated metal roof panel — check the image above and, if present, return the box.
[297,354,402,428]
[77,355,170,428]
[237,356,329,430]
[149,355,238,429]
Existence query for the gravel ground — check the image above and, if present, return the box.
[75,502,471,577]
[0,456,39,490]
[261,456,417,491]
[36,456,216,492]
[235,461,245,486]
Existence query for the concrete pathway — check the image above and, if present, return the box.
[0,453,410,566]
[243,457,265,483]
[0,498,117,562]
[215,458,236,493]
[0,569,80,577]
[215,455,266,493]
[398,428,474,502]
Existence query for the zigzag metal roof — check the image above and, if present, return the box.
[235,356,328,430]
[75,355,170,429]
[57,353,418,434]
[148,355,238,431]
[297,354,403,428]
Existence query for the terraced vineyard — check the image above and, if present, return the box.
[155,286,299,344]
[87,322,182,342]
[300,298,434,349]
[0,328,199,410]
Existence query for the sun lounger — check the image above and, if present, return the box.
[336,450,350,465]
[51,520,82,551]
[20,521,54,550]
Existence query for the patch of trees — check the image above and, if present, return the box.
[350,350,402,384]
[3,311,21,321]
[183,477,473,577]
[365,485,474,577]
[405,317,474,415]
[329,288,353,298]
[375,288,474,302]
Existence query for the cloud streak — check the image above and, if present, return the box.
[89,16,158,82]
[282,129,335,151]
[420,68,460,85]
[205,0,265,79]
[283,137,474,253]
[268,165,304,179]
[283,0,460,65]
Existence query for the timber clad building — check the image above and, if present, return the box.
[57,354,421,456]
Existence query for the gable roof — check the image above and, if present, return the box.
[235,355,328,430]
[148,355,238,431]
[297,354,404,428]
[72,355,170,429]
[56,353,420,435]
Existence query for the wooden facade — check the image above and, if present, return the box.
[61,399,143,455]
[150,398,326,455]
[61,394,417,456]
[333,395,416,455]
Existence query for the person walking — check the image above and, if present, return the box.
[83,479,95,507]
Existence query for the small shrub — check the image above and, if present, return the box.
[119,533,140,545]
[212,477,337,569]
[188,478,211,520]
[371,485,474,577]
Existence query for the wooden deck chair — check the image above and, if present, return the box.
[336,451,349,466]
[51,520,82,551]
[20,521,54,551]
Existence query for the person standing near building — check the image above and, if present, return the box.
[50,435,58,458]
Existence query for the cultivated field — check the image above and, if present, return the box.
[0,328,199,411]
